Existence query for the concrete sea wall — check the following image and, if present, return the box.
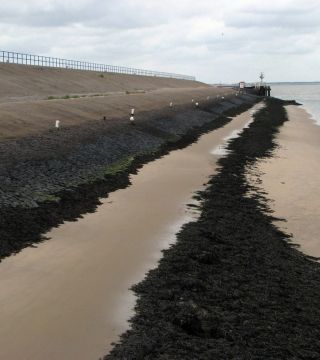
[0,94,256,209]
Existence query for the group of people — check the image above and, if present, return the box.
[258,85,271,97]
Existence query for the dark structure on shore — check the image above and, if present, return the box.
[238,73,272,97]
[258,85,271,97]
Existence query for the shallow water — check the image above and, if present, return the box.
[0,103,261,360]
[211,105,263,156]
[271,83,320,125]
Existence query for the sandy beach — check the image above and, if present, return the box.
[0,104,260,360]
[251,105,320,258]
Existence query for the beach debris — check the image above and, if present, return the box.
[55,120,60,129]
[222,96,225,99]
[170,102,173,107]
[191,99,194,103]
[195,102,199,107]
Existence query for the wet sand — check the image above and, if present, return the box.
[251,105,320,257]
[0,103,261,360]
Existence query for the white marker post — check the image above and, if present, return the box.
[55,120,60,129]
[131,108,135,116]
[169,102,173,107]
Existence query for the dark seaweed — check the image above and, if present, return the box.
[105,98,320,360]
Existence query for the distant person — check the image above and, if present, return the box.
[267,86,271,97]
[259,86,265,96]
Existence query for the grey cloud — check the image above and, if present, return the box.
[0,0,199,29]
[225,3,320,29]
[0,0,319,83]
[0,1,144,28]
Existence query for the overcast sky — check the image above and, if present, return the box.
[0,0,319,83]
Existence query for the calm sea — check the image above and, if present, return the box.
[271,83,320,126]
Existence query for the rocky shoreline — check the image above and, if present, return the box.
[105,98,320,359]
[0,94,257,260]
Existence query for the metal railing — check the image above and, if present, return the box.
[0,50,195,81]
